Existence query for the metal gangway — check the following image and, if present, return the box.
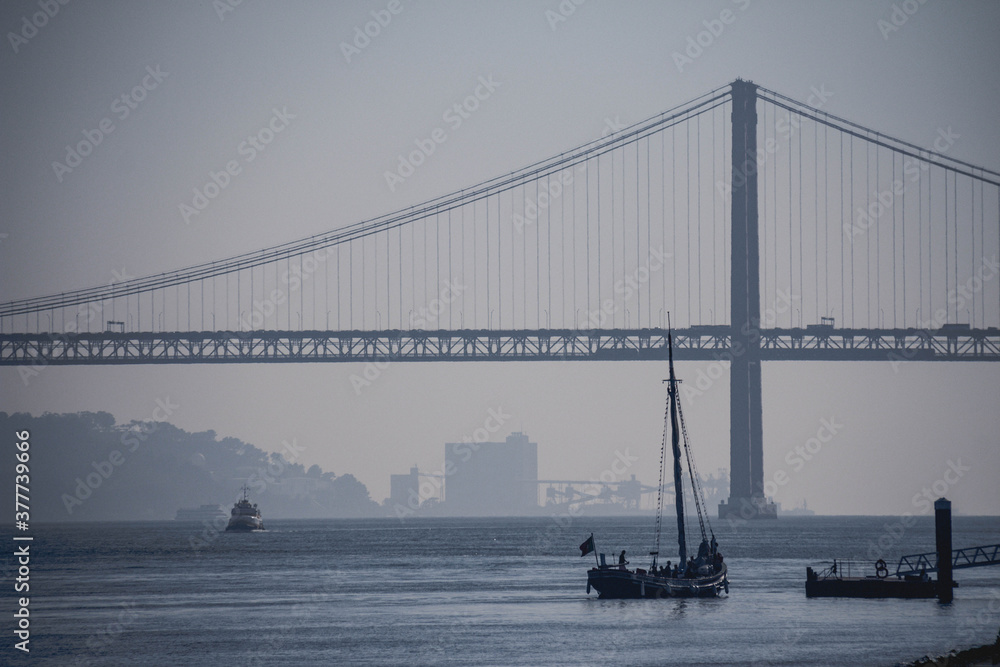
[894,544,1000,578]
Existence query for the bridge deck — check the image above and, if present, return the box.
[1,327,998,365]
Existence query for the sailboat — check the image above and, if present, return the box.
[585,323,729,598]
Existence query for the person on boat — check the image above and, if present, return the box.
[664,561,672,578]
[697,539,710,562]
[618,550,627,569]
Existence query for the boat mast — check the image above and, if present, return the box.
[666,324,687,566]
[652,377,672,569]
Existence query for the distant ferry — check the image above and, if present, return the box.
[225,486,264,531]
[175,504,228,523]
[782,500,816,516]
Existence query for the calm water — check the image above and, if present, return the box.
[8,516,1000,666]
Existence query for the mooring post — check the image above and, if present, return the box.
[935,497,953,603]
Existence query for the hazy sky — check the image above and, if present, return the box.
[1,0,998,514]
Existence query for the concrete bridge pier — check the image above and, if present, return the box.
[719,79,776,522]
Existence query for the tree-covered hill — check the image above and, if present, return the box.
[2,411,379,521]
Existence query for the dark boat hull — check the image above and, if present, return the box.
[225,517,264,531]
[587,564,728,599]
[805,577,938,598]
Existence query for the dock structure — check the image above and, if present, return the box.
[895,544,1000,577]
[805,498,999,602]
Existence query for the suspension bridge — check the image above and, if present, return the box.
[3,79,999,518]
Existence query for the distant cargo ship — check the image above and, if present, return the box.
[175,504,228,523]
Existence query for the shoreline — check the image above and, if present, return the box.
[900,636,1000,667]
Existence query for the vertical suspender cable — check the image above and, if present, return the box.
[953,171,958,322]
[449,205,453,330]
[687,118,692,325]
[697,113,702,324]
[638,138,642,327]
[945,172,949,321]
[661,119,666,326]
[487,194,491,327]
[901,155,906,327]
[824,123,829,318]
[814,119,819,323]
[798,113,803,325]
[788,114,793,325]
[892,154,897,328]
[712,106,717,324]
[646,135,651,326]
[611,148,616,326]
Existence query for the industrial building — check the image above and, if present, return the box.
[389,466,420,511]
[443,432,538,516]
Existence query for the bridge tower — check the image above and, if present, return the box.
[719,79,776,521]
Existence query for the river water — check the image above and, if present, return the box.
[10,515,1000,665]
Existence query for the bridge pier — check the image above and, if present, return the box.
[720,79,776,521]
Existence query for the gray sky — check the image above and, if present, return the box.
[1,0,998,514]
